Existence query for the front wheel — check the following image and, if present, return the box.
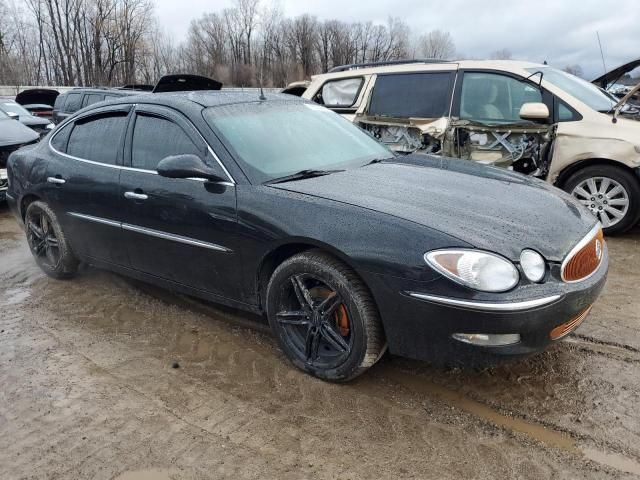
[564,165,640,235]
[25,200,79,279]
[266,250,386,382]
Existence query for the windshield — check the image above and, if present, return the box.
[204,101,392,183]
[527,67,617,113]
[0,101,30,116]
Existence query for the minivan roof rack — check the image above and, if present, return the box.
[327,59,452,73]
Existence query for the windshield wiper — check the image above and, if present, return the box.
[266,169,344,184]
[364,155,396,166]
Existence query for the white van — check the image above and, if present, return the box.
[303,60,640,234]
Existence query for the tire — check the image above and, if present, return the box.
[563,165,640,235]
[24,200,79,279]
[266,250,386,382]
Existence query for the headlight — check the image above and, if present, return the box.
[520,249,546,282]
[425,249,519,292]
[46,123,55,130]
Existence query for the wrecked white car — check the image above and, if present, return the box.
[303,60,640,234]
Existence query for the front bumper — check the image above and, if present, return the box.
[362,248,608,365]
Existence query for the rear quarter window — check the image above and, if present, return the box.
[50,122,73,153]
[369,72,454,118]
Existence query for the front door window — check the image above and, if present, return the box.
[460,72,542,123]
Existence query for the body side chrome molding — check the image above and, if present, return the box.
[68,212,121,228]
[121,224,232,253]
[405,292,563,312]
[67,212,232,253]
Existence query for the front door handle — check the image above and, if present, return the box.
[47,176,66,185]
[124,191,148,200]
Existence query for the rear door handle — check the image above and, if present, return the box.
[47,176,66,185]
[124,191,148,200]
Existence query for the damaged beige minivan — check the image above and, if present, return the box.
[302,60,640,234]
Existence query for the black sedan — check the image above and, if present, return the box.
[6,92,608,381]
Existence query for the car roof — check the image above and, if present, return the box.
[61,87,143,96]
[311,59,545,79]
[89,90,303,111]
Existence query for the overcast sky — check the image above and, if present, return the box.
[154,0,640,80]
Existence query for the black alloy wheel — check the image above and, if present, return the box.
[24,201,79,279]
[276,273,353,369]
[267,250,386,381]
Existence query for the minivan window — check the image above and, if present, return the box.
[460,72,542,123]
[320,78,363,107]
[527,67,616,113]
[369,72,453,118]
[66,113,128,165]
[131,114,200,171]
[64,93,83,112]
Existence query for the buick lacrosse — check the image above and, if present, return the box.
[7,92,608,381]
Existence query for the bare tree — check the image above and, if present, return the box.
[490,48,512,60]
[418,30,455,59]
[563,64,584,78]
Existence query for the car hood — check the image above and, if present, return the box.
[15,88,59,106]
[152,74,222,93]
[271,155,597,262]
[0,119,39,147]
[592,58,640,88]
[19,115,51,127]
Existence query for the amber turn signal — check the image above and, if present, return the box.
[561,226,604,283]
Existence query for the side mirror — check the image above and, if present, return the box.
[157,154,225,182]
[7,111,20,121]
[519,102,550,122]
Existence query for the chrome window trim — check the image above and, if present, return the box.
[48,111,236,184]
[405,292,563,312]
[68,212,232,253]
[560,222,603,284]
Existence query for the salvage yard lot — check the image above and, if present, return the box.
[1,204,639,479]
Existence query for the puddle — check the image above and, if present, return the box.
[581,447,640,475]
[114,469,175,480]
[1,288,31,306]
[389,366,577,451]
[390,366,640,475]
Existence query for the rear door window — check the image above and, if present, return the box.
[67,112,128,165]
[368,72,454,118]
[64,93,83,113]
[318,78,363,107]
[83,94,105,107]
[130,114,200,171]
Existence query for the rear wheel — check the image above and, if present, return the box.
[25,201,79,279]
[266,250,386,382]
[564,165,640,234]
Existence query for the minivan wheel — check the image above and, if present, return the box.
[564,165,640,234]
[24,201,79,279]
[266,250,386,382]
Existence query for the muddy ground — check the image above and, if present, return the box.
[1,205,639,480]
